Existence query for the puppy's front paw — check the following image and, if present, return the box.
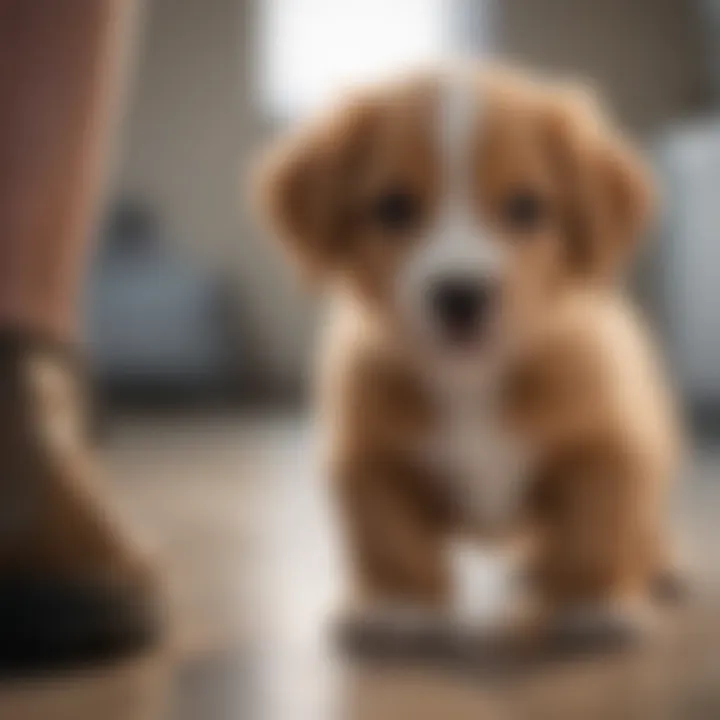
[334,605,452,659]
[333,605,511,667]
[548,598,657,655]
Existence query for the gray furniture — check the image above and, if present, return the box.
[655,119,720,408]
[83,205,245,403]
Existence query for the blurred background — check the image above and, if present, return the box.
[7,1,720,718]
[87,0,718,416]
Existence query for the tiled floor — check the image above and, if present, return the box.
[1,413,719,720]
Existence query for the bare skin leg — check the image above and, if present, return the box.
[0,0,134,339]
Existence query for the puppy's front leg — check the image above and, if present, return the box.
[336,458,453,606]
[532,444,662,650]
[333,458,455,654]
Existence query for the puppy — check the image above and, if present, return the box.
[254,63,681,649]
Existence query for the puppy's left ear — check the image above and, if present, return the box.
[543,86,654,281]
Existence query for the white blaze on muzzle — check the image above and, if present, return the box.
[396,68,507,346]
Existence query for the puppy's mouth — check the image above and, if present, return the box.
[428,277,499,351]
[438,322,490,349]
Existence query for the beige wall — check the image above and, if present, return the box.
[117,0,706,391]
[118,0,315,392]
[497,0,706,132]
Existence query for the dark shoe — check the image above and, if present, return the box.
[0,329,161,677]
[0,575,158,676]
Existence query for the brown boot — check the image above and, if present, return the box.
[0,329,161,676]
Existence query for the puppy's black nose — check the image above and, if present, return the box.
[429,277,497,338]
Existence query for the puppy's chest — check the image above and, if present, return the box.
[419,390,533,530]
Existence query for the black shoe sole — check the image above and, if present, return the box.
[0,576,160,679]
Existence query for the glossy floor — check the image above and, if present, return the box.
[0,414,718,720]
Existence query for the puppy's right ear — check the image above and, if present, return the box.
[253,98,376,280]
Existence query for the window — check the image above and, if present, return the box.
[259,0,454,120]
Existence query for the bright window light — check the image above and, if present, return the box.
[259,0,452,119]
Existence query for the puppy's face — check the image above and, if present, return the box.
[256,67,651,361]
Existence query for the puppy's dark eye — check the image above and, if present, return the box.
[502,190,545,230]
[371,189,420,232]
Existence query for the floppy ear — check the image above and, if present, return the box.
[253,98,377,280]
[543,86,654,281]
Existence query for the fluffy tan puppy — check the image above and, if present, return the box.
[254,63,681,648]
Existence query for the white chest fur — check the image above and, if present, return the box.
[420,379,533,532]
